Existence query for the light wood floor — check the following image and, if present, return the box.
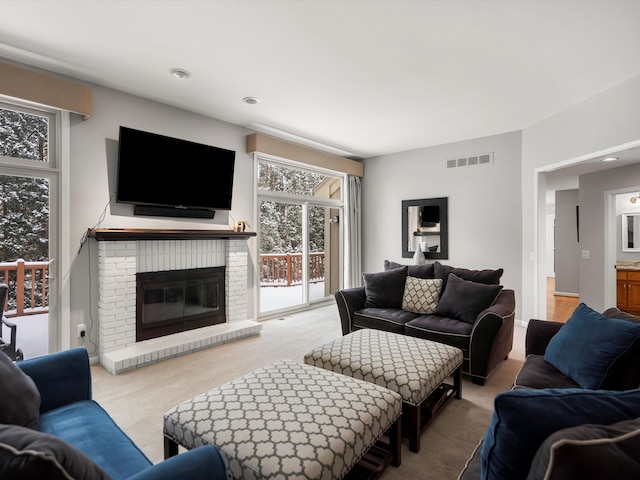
[546,277,580,323]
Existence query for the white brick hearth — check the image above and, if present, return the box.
[96,236,261,374]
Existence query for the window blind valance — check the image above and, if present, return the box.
[0,61,93,119]
[246,132,364,177]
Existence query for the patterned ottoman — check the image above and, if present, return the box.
[304,329,463,453]
[163,359,402,480]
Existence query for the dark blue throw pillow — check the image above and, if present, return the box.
[544,303,640,389]
[480,388,640,480]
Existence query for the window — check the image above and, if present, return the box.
[0,101,60,358]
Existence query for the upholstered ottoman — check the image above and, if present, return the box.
[163,359,402,480]
[304,329,463,453]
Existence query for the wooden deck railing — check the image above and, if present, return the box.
[260,253,325,286]
[0,254,319,313]
[0,259,49,317]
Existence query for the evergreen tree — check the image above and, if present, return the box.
[0,175,49,262]
[0,107,50,310]
[258,163,326,254]
[0,108,49,262]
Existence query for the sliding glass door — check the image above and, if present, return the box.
[257,158,344,317]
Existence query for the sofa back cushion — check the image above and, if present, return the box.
[363,266,408,308]
[0,352,40,429]
[544,303,640,389]
[434,262,503,290]
[433,274,503,324]
[0,424,112,480]
[384,260,435,279]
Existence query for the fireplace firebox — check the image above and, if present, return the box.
[136,267,226,342]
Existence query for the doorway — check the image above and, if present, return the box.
[537,141,640,321]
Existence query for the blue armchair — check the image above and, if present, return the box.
[9,348,227,480]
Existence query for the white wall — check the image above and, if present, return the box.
[362,131,522,319]
[521,73,640,320]
[68,85,257,351]
[51,68,640,347]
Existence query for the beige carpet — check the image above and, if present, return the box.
[91,304,525,479]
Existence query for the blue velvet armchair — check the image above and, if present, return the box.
[3,348,227,480]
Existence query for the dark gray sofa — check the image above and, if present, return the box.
[335,261,516,385]
[458,306,640,480]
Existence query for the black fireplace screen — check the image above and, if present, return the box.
[136,267,226,341]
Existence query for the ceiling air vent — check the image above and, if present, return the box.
[446,152,493,169]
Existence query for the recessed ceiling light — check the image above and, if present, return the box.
[602,156,619,162]
[243,97,260,105]
[169,68,191,79]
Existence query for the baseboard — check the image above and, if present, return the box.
[554,291,579,297]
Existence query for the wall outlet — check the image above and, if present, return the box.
[581,250,591,260]
[77,324,86,338]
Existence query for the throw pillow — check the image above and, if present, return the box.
[0,424,112,480]
[434,262,503,289]
[603,306,640,323]
[402,276,443,314]
[544,303,640,389]
[527,417,640,480]
[0,352,41,429]
[384,260,435,279]
[480,388,640,480]
[363,266,408,308]
[433,274,503,323]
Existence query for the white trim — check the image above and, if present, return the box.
[57,111,71,351]
[604,186,640,310]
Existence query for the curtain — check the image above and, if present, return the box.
[345,175,362,288]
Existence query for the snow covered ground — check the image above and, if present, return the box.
[260,282,328,313]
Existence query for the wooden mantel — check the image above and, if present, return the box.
[87,228,256,241]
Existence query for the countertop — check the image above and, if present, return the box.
[616,261,640,271]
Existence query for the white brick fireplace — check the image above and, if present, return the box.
[91,229,261,374]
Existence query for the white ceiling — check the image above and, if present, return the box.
[1,1,640,161]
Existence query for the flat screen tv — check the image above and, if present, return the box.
[116,126,235,219]
[420,205,440,226]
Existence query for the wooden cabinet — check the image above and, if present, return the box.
[616,269,640,315]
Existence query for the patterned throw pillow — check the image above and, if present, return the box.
[402,276,443,314]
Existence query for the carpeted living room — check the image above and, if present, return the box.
[89,303,528,479]
[2,2,640,479]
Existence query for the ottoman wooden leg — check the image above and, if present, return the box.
[164,435,179,459]
[389,416,402,467]
[454,365,462,400]
[405,403,421,453]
